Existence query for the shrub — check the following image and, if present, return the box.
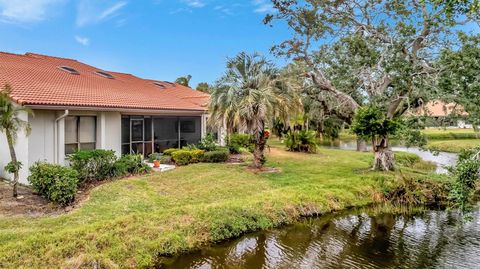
[190,149,205,163]
[203,150,229,163]
[28,162,79,205]
[285,130,318,153]
[5,161,22,174]
[69,150,117,182]
[171,150,193,166]
[228,133,253,154]
[159,155,173,164]
[163,148,180,156]
[113,154,152,177]
[183,144,198,150]
[197,133,217,152]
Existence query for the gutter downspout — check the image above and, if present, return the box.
[54,110,69,164]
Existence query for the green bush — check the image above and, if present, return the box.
[28,162,79,205]
[159,155,173,164]
[171,150,193,166]
[228,133,253,154]
[183,144,198,150]
[113,154,151,177]
[285,130,318,153]
[190,149,205,163]
[198,133,217,152]
[163,148,180,156]
[5,161,22,174]
[203,150,229,163]
[69,150,117,182]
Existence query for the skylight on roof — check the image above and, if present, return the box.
[95,71,114,79]
[58,66,79,75]
[153,82,166,89]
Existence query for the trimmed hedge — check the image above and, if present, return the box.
[203,150,229,163]
[190,149,205,163]
[171,150,193,166]
[28,162,79,205]
[171,149,227,165]
[163,148,180,156]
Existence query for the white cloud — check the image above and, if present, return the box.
[214,5,234,16]
[99,1,127,20]
[76,0,128,27]
[0,0,64,23]
[74,35,90,46]
[181,0,205,8]
[252,0,273,14]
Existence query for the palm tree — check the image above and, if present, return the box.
[0,85,32,197]
[175,75,192,87]
[209,52,301,169]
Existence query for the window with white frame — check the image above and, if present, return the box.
[65,116,96,155]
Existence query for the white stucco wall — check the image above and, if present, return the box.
[0,110,29,184]
[28,110,56,165]
[3,109,123,185]
[102,112,122,156]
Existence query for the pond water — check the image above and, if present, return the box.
[159,208,480,269]
[318,140,458,174]
[158,141,473,269]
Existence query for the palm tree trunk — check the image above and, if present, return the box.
[252,132,266,169]
[6,130,19,197]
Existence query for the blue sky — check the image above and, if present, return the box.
[0,0,290,86]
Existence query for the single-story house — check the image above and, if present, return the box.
[0,52,210,184]
[411,100,472,128]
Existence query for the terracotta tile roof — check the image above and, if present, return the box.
[0,52,210,112]
[413,100,468,117]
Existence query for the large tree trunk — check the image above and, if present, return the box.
[252,132,267,169]
[372,137,395,171]
[6,131,19,197]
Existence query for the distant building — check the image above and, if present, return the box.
[412,100,471,128]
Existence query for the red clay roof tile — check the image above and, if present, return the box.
[0,52,210,112]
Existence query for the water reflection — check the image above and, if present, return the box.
[318,140,458,174]
[159,209,480,269]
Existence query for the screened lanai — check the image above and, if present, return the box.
[121,116,202,156]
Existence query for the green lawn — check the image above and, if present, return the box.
[337,128,479,142]
[0,146,441,268]
[424,139,480,153]
[422,128,479,140]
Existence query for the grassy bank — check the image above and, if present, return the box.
[0,146,445,268]
[422,128,479,140]
[338,128,479,141]
[424,139,480,153]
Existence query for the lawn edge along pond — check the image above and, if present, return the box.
[0,144,449,268]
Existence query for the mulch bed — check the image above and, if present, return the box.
[0,178,117,218]
[226,154,245,164]
[0,180,63,217]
